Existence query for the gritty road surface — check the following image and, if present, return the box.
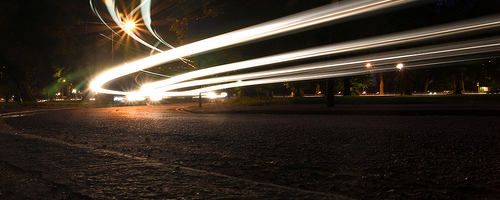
[1,103,499,199]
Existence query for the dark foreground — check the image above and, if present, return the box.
[1,103,500,199]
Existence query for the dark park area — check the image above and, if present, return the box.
[1,0,500,199]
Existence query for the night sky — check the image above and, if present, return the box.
[1,0,499,100]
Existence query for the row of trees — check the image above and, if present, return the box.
[1,1,98,102]
[230,58,499,98]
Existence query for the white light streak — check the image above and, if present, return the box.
[140,0,175,49]
[155,37,500,96]
[146,15,500,92]
[90,0,416,95]
[89,0,500,99]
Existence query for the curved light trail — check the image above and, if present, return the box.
[89,0,499,100]
[153,37,500,97]
[145,15,500,93]
[90,0,416,95]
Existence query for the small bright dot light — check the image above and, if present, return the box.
[220,92,228,97]
[150,94,163,101]
[113,96,125,102]
[396,63,404,69]
[365,63,372,68]
[206,92,217,99]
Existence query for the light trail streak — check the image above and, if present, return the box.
[139,69,173,78]
[154,37,500,97]
[145,15,500,92]
[90,0,415,95]
[90,0,499,100]
[140,0,175,50]
[138,49,493,98]
[90,0,122,39]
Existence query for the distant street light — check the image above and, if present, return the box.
[396,63,404,70]
[397,63,405,95]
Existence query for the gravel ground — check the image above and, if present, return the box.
[0,160,92,200]
[1,104,500,199]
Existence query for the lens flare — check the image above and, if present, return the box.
[124,21,135,31]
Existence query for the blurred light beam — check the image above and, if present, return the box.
[91,0,415,95]
[146,15,500,92]
[156,37,500,95]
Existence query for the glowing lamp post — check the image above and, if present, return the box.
[396,63,404,70]
[397,63,404,95]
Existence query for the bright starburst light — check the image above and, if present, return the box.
[124,21,136,31]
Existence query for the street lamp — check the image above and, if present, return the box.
[396,63,404,70]
[61,79,66,98]
[397,63,404,95]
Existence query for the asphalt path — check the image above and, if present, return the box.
[1,103,499,199]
